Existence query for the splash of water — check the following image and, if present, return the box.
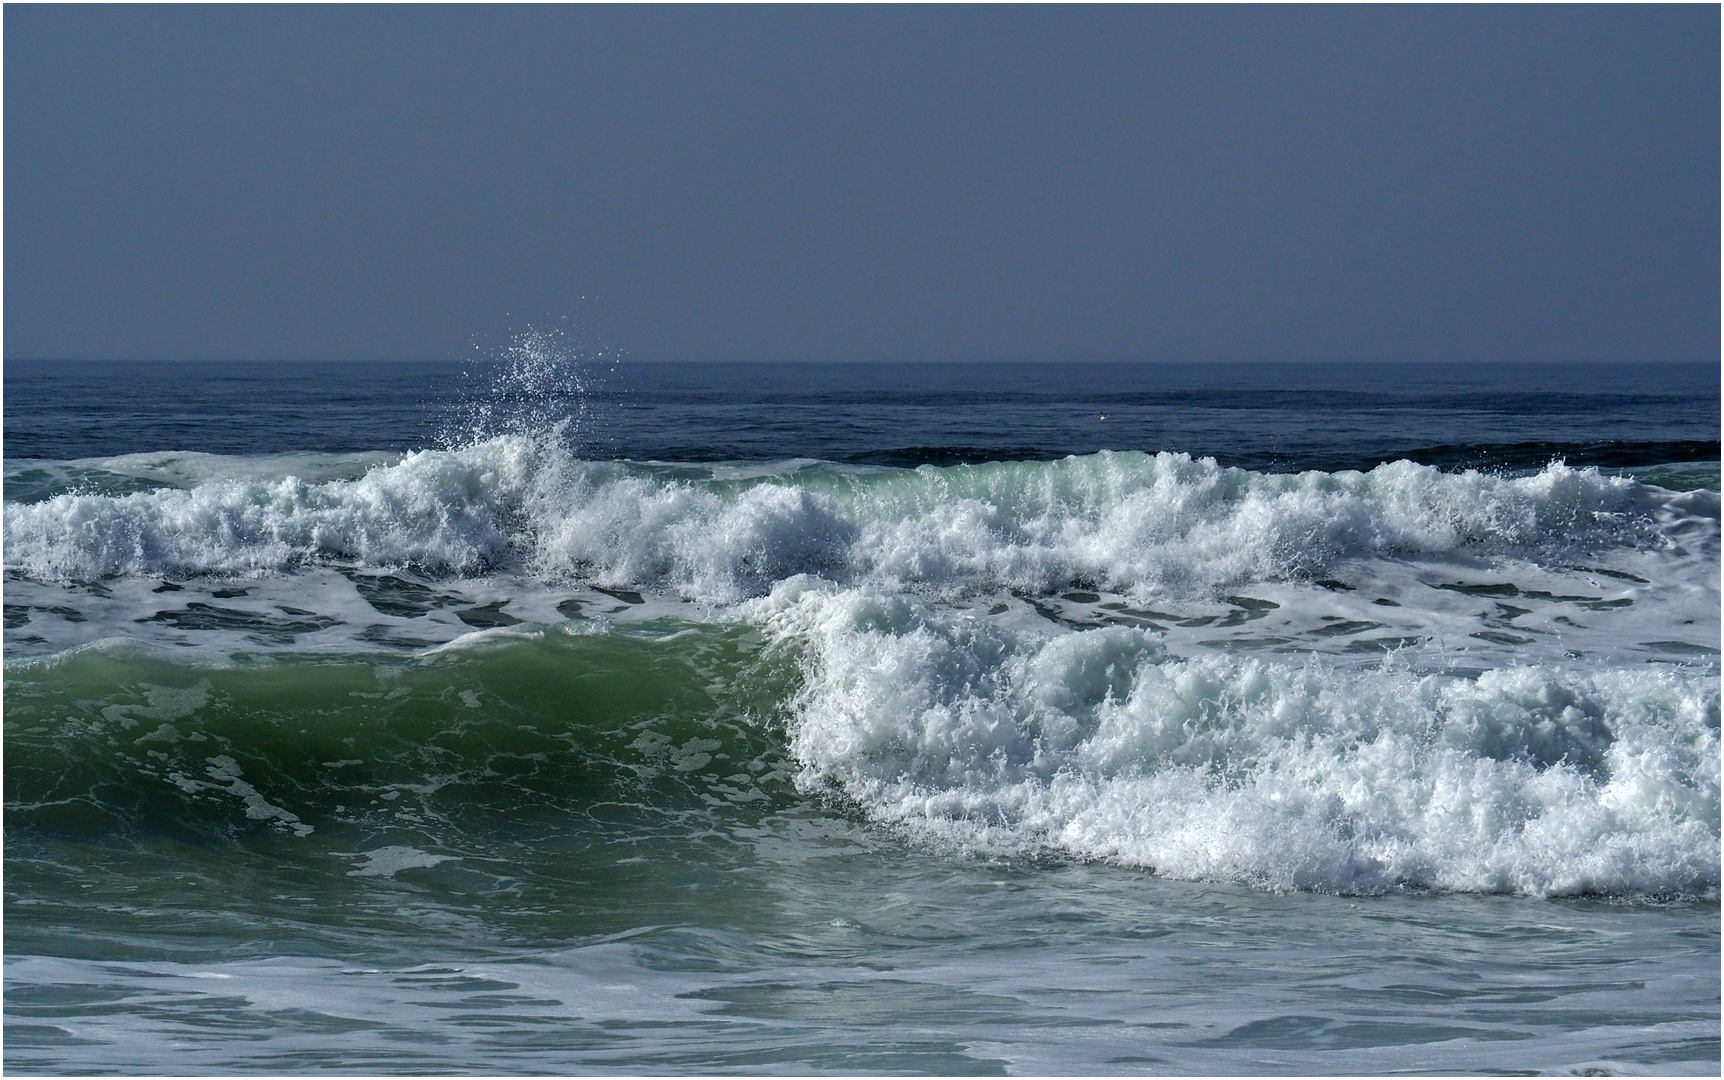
[439,320,618,452]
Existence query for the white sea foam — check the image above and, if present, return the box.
[415,625,545,656]
[751,578,1719,896]
[5,438,1707,601]
[4,442,537,579]
[344,846,456,879]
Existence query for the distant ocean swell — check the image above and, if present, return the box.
[5,437,1712,596]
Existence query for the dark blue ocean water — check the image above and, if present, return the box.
[5,358,1717,472]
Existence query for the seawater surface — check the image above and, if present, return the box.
[4,358,1719,1074]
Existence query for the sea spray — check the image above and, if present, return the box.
[437,320,620,453]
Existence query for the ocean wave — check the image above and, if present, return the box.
[2,625,798,842]
[754,579,1720,896]
[6,585,1716,897]
[5,438,1709,600]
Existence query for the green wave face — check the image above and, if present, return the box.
[4,628,810,955]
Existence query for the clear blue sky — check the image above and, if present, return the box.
[5,5,1717,364]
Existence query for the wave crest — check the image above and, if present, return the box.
[4,439,1702,599]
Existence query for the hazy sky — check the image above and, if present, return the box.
[6,5,1717,364]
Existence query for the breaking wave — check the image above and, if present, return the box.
[7,436,1717,898]
[5,437,1708,600]
[757,579,1720,896]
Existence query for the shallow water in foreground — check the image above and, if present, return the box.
[5,360,1719,1073]
[7,850,1718,1074]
